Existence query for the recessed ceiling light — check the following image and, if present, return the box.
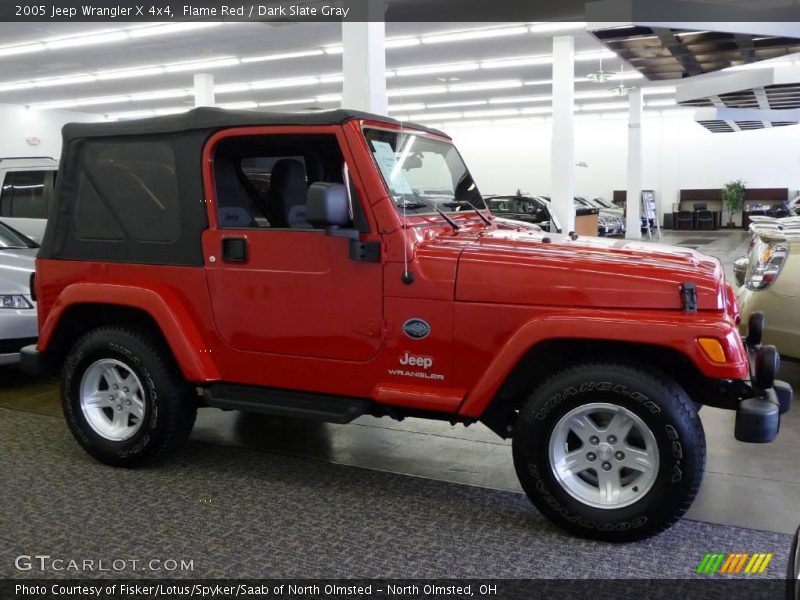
[387,85,449,98]
[448,80,523,93]
[258,98,316,107]
[489,95,550,105]
[481,55,552,69]
[250,76,319,90]
[130,89,191,102]
[34,75,96,87]
[95,67,165,81]
[387,103,426,112]
[409,111,464,121]
[164,57,240,73]
[129,23,223,38]
[0,43,45,57]
[45,31,129,50]
[241,49,324,64]
[394,62,479,77]
[217,101,258,110]
[529,22,587,33]
[426,100,487,109]
[422,26,528,44]
[385,37,421,49]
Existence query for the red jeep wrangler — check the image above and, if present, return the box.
[22,108,791,542]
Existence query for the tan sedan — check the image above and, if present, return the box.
[737,222,800,359]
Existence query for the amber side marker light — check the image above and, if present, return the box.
[698,338,726,363]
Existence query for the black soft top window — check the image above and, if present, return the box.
[74,141,180,243]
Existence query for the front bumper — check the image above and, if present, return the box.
[730,312,792,443]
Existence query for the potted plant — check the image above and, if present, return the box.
[721,179,746,228]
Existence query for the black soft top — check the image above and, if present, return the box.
[42,107,447,267]
[62,107,447,141]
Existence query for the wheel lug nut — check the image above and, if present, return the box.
[602,462,612,471]
[615,451,625,460]
[126,400,132,406]
[123,387,129,393]
[108,395,114,401]
[589,436,599,445]
[113,384,119,390]
[116,405,122,411]
[607,435,617,444]
[586,452,596,462]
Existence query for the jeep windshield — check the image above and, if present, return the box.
[363,127,486,215]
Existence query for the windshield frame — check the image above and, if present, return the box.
[361,125,486,218]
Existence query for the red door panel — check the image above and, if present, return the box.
[203,229,383,362]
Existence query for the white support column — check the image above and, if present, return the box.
[193,73,215,108]
[550,35,576,234]
[341,20,388,115]
[626,87,643,239]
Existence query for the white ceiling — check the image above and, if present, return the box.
[0,21,678,122]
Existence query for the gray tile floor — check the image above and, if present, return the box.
[191,229,800,535]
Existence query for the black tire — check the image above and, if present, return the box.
[512,362,705,542]
[62,326,197,467]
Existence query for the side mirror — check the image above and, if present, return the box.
[306,182,355,238]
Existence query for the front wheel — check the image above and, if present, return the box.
[513,362,705,542]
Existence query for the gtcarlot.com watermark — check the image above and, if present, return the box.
[15,554,194,573]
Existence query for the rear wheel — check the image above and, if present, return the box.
[512,362,705,542]
[62,327,196,467]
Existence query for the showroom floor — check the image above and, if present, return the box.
[1,229,798,579]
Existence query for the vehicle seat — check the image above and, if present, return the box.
[267,159,310,228]
[215,159,257,228]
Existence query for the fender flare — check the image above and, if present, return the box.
[39,283,220,382]
[457,313,747,418]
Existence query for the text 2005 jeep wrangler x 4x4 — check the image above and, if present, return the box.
[22,108,792,542]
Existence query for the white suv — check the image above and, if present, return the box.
[0,157,58,242]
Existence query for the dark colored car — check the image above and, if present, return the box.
[486,194,561,232]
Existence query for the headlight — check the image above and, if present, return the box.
[746,238,788,291]
[0,295,33,309]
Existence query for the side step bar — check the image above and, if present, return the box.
[203,384,371,424]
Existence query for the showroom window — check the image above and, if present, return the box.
[213,134,348,230]
[73,140,180,243]
[0,170,53,219]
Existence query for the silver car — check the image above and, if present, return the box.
[0,221,37,365]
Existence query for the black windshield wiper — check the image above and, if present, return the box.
[397,201,428,209]
[399,198,460,231]
[443,200,492,226]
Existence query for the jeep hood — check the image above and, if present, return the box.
[450,228,725,310]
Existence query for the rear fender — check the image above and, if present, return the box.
[39,283,219,382]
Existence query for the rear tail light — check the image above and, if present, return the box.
[746,237,788,291]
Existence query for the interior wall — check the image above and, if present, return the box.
[0,103,103,160]
[446,112,800,221]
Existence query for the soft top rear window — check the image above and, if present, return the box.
[75,141,180,243]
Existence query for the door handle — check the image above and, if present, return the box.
[222,237,248,262]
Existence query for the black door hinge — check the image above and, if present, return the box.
[349,240,381,263]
